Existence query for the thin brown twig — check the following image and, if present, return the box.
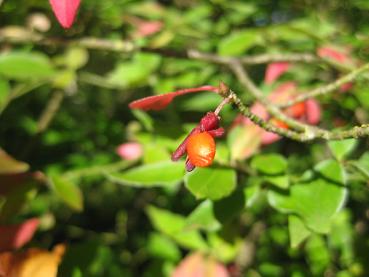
[0,27,323,65]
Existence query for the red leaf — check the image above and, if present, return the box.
[129,85,218,111]
[0,218,39,251]
[305,99,321,125]
[317,46,349,63]
[264,62,290,84]
[49,0,81,29]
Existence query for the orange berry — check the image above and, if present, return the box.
[186,132,216,167]
[270,118,289,129]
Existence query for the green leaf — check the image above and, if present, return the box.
[328,139,357,161]
[106,161,184,187]
[329,210,354,266]
[50,175,83,211]
[218,30,261,56]
[146,206,208,251]
[268,176,347,234]
[305,235,330,275]
[251,154,288,175]
[147,233,181,262]
[184,167,236,200]
[314,159,346,185]
[264,175,289,189]
[208,233,240,263]
[349,152,369,179]
[0,52,55,80]
[143,143,170,164]
[267,189,295,213]
[288,215,311,248]
[186,200,221,232]
[0,148,29,174]
[244,184,261,208]
[107,53,161,87]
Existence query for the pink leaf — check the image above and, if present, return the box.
[172,252,229,277]
[135,21,163,38]
[0,218,39,251]
[305,99,321,125]
[49,0,81,29]
[129,85,218,111]
[264,62,290,84]
[261,131,281,145]
[116,142,143,160]
[317,46,349,64]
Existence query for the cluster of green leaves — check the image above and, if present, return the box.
[1,0,369,276]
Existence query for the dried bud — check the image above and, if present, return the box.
[218,82,229,96]
[199,112,220,132]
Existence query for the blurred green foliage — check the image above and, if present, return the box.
[1,0,369,276]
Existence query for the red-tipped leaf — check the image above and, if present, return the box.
[129,85,218,111]
[49,0,81,29]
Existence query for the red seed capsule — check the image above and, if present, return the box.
[186,132,216,167]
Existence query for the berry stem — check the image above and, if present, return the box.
[214,96,231,116]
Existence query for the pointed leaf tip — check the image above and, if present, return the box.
[129,85,218,111]
[49,0,81,29]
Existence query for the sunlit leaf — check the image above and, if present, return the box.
[0,148,29,174]
[251,154,288,175]
[268,160,347,234]
[0,52,55,80]
[50,175,83,211]
[328,139,357,161]
[106,161,184,187]
[185,167,236,200]
[147,233,181,262]
[0,244,65,277]
[288,215,311,248]
[146,206,208,251]
[218,30,261,56]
